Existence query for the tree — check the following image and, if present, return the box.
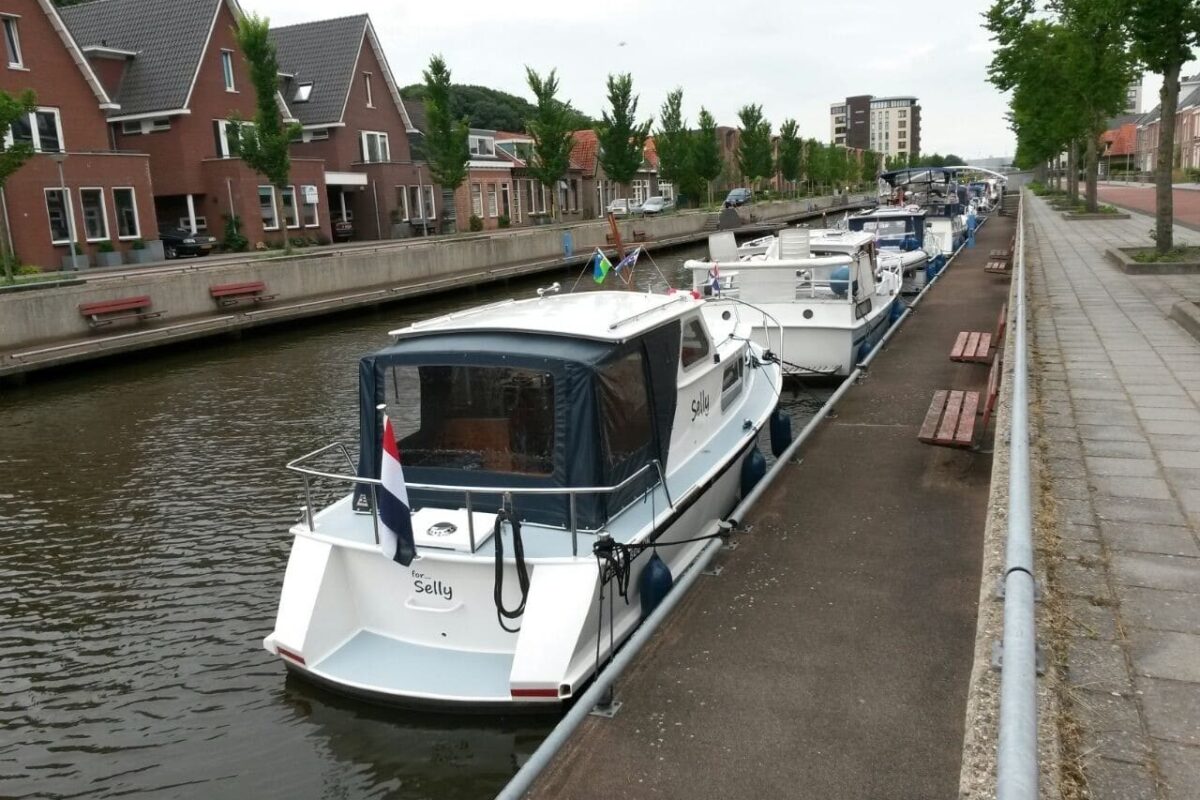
[736,104,773,188]
[777,119,801,196]
[692,107,722,205]
[524,67,575,222]
[0,89,35,281]
[1125,0,1200,252]
[944,154,967,166]
[422,55,470,213]
[861,150,879,184]
[234,14,301,253]
[401,82,595,133]
[655,88,697,204]
[807,140,828,193]
[596,73,652,194]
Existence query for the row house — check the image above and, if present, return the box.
[1134,76,1200,173]
[1,0,156,270]
[567,129,661,217]
[454,128,515,231]
[61,0,331,251]
[1099,116,1138,177]
[272,14,430,241]
[494,131,587,225]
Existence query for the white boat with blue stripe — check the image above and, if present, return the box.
[263,289,782,709]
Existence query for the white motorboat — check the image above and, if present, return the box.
[737,234,775,258]
[686,228,901,378]
[847,205,930,294]
[263,290,782,709]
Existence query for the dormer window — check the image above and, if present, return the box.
[3,17,23,68]
[469,135,494,157]
[293,82,313,103]
[364,73,373,108]
[221,50,235,92]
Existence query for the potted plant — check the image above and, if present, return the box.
[61,242,89,271]
[95,240,123,268]
[468,214,484,232]
[498,214,510,229]
[390,207,412,239]
[128,238,154,265]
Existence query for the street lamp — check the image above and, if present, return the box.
[49,152,79,263]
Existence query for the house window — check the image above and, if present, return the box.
[422,185,435,220]
[500,183,511,219]
[396,186,409,220]
[306,127,328,141]
[259,185,279,230]
[149,117,171,132]
[364,72,373,107]
[293,82,313,103]
[659,181,674,203]
[221,50,235,92]
[360,131,389,163]
[214,119,251,158]
[301,185,319,227]
[408,185,422,220]
[4,17,22,68]
[471,182,482,217]
[113,188,140,239]
[44,189,72,244]
[121,120,142,135]
[469,136,494,157]
[570,178,579,210]
[178,216,208,232]
[79,188,108,241]
[486,183,498,217]
[7,108,63,152]
[281,186,299,229]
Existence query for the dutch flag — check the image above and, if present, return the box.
[708,263,721,295]
[380,414,416,565]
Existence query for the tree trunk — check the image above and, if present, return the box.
[1155,62,1181,253]
[0,187,12,282]
[1067,140,1079,202]
[276,185,292,255]
[1085,131,1099,213]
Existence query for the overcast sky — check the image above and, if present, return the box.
[252,0,1194,160]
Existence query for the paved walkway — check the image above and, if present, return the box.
[1027,197,1200,799]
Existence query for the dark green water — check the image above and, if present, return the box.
[0,245,831,799]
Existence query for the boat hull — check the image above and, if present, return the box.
[751,296,896,377]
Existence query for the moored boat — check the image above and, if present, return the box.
[846,205,931,294]
[263,289,782,709]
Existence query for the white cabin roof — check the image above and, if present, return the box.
[805,229,876,253]
[390,290,702,343]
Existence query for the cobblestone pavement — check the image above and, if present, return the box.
[1028,197,1200,800]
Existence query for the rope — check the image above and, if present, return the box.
[493,507,530,633]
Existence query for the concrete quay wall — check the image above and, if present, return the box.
[0,195,861,357]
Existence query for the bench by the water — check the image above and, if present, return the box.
[919,354,1002,449]
[79,296,164,329]
[950,303,1007,364]
[210,280,277,308]
[985,236,1016,275]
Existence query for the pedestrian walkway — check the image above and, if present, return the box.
[1027,196,1200,800]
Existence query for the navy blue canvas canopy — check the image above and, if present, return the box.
[353,324,680,530]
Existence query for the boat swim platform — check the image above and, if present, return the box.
[527,216,1017,799]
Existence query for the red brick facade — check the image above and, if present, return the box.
[1,0,158,269]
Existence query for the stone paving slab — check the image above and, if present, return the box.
[1029,194,1200,800]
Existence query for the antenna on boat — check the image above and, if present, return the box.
[537,282,561,298]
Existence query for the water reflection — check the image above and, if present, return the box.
[0,243,830,799]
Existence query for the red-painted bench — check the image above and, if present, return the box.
[210,280,276,308]
[78,295,164,329]
[919,354,1003,449]
[950,302,1008,364]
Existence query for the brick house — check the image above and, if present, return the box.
[272,14,430,241]
[61,0,331,252]
[454,128,514,231]
[493,131,587,225]
[569,129,660,217]
[1,0,157,270]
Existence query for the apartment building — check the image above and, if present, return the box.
[829,94,921,161]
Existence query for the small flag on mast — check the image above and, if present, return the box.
[613,246,640,273]
[708,262,721,295]
[379,414,416,565]
[592,249,613,284]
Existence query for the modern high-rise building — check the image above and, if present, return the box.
[1125,80,1143,114]
[829,95,921,161]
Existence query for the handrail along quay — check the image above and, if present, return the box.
[495,212,991,800]
[997,194,1037,799]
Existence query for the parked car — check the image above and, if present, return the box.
[639,196,675,215]
[724,188,753,207]
[158,226,217,259]
[606,198,641,217]
[332,218,354,242]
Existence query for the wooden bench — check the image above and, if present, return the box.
[605,229,648,244]
[919,355,1003,449]
[984,260,1011,275]
[209,280,276,308]
[78,295,164,329]
[951,302,1008,363]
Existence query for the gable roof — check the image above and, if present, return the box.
[271,15,366,127]
[61,0,224,118]
[33,0,118,110]
[271,15,412,131]
[1101,123,1137,157]
[570,129,600,177]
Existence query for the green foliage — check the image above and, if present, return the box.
[692,107,722,189]
[468,214,483,232]
[806,139,828,190]
[222,214,248,252]
[0,88,36,281]
[401,82,594,133]
[596,73,652,188]
[777,119,801,188]
[131,239,146,250]
[735,104,773,185]
[97,240,114,253]
[1129,245,1200,263]
[422,55,470,191]
[654,89,704,205]
[524,67,575,219]
[861,150,879,183]
[498,214,510,229]
[233,15,300,189]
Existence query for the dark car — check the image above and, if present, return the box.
[724,188,753,207]
[159,226,218,259]
[332,218,355,242]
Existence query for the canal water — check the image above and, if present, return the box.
[0,244,833,799]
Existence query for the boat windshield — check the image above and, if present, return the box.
[384,364,555,475]
[860,219,910,236]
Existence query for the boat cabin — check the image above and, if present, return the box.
[848,206,928,251]
[352,293,703,530]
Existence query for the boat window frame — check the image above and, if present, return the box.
[720,355,743,410]
[679,316,711,372]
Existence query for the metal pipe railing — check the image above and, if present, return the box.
[996,193,1037,799]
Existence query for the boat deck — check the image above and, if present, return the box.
[527,216,1016,798]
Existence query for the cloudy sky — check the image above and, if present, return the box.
[252,0,1190,160]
